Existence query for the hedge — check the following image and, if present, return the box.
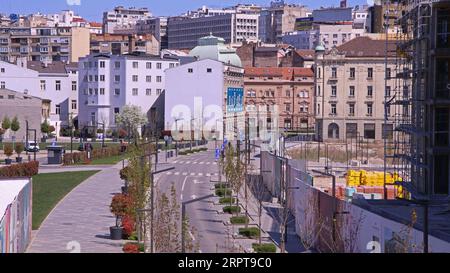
[252,243,276,253]
[239,227,260,238]
[63,146,122,165]
[214,183,229,189]
[219,197,235,204]
[215,188,232,197]
[230,216,249,225]
[0,161,39,177]
[223,206,241,214]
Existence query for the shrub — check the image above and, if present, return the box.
[214,183,229,189]
[223,206,240,214]
[123,242,139,253]
[0,161,39,177]
[215,188,232,197]
[252,243,276,253]
[178,151,187,155]
[3,144,13,158]
[110,193,132,227]
[121,215,135,238]
[219,197,235,204]
[230,216,249,225]
[239,227,260,238]
[15,143,24,156]
[120,166,130,180]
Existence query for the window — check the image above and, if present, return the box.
[114,108,120,114]
[349,86,355,97]
[346,123,357,138]
[349,103,355,116]
[100,88,105,95]
[89,88,93,95]
[94,88,98,95]
[0,68,4,73]
[146,89,151,96]
[367,86,373,97]
[350,67,355,79]
[132,61,139,69]
[56,80,61,91]
[207,68,212,73]
[364,123,376,139]
[8,94,14,99]
[328,123,339,139]
[156,76,162,82]
[132,75,138,82]
[72,81,77,91]
[99,75,105,82]
[114,75,120,82]
[367,103,373,116]
[188,68,193,73]
[317,85,321,96]
[434,155,449,194]
[71,100,77,110]
[1,81,5,89]
[286,104,291,112]
[115,61,120,69]
[317,67,321,78]
[284,119,292,129]
[368,68,373,79]
[157,63,162,69]
[331,67,337,78]
[56,104,61,115]
[156,89,162,95]
[331,86,337,97]
[331,103,337,115]
[146,76,152,82]
[146,62,152,69]
[385,86,391,97]
[435,107,449,146]
[286,90,291,97]
[132,88,138,96]
[382,124,393,140]
[94,75,98,82]
[37,79,45,92]
[386,68,391,79]
[169,63,175,68]
[114,89,120,96]
[99,61,105,68]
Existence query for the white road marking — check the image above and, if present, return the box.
[182,172,188,176]
[206,162,210,165]
[180,176,189,200]
[198,173,203,176]
[185,161,191,164]
[199,162,204,165]
[166,172,173,175]
[190,173,196,176]
[189,230,195,241]
[174,172,180,175]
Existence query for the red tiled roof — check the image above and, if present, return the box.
[245,67,314,79]
[337,36,397,58]
[89,22,103,27]
[295,50,315,60]
[73,17,87,23]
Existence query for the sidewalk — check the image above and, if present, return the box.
[27,163,125,253]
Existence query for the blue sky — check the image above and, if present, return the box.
[1,0,369,21]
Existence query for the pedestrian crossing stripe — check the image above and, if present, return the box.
[198,173,203,176]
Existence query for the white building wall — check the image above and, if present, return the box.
[164,59,225,138]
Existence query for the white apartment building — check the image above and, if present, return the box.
[78,53,179,129]
[283,23,365,50]
[0,58,78,134]
[167,5,260,49]
[103,6,152,34]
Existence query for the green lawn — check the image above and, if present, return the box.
[32,171,99,230]
[89,155,125,165]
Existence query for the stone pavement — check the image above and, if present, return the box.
[27,163,125,253]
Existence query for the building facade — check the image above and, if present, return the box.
[314,36,396,142]
[244,67,314,131]
[78,53,179,130]
[90,33,160,56]
[0,26,90,63]
[0,88,43,141]
[167,5,260,49]
[102,6,152,34]
[0,59,78,134]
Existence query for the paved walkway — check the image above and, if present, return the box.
[27,163,125,253]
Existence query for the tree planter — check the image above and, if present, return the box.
[110,226,123,240]
[5,158,12,165]
[16,157,22,163]
[121,186,128,194]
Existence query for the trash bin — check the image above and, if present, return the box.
[47,146,64,165]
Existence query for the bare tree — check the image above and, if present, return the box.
[297,190,325,251]
[248,175,269,245]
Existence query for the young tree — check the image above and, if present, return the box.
[115,105,148,140]
[2,116,11,132]
[41,119,50,135]
[11,116,20,135]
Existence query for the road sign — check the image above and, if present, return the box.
[226,87,244,113]
[215,148,220,159]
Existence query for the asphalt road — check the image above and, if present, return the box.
[154,150,234,253]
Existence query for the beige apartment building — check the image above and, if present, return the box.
[244,67,314,132]
[90,33,160,56]
[314,36,396,142]
[0,26,90,63]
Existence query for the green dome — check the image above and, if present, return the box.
[315,43,326,52]
[189,34,242,67]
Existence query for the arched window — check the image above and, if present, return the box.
[328,123,340,139]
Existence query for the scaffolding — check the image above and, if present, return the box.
[384,0,433,201]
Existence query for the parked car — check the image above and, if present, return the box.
[25,141,40,152]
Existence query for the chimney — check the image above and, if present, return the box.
[128,35,134,54]
[340,0,347,8]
